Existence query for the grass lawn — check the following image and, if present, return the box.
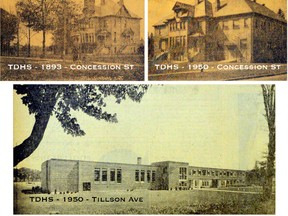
[14,182,274,214]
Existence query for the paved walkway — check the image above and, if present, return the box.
[193,188,263,194]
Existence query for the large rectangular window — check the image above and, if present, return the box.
[102,168,107,182]
[94,168,100,181]
[110,169,115,182]
[141,170,145,182]
[240,39,248,49]
[147,170,151,182]
[85,33,89,43]
[179,167,187,180]
[152,170,156,182]
[233,19,240,29]
[135,170,139,181]
[244,18,249,28]
[222,21,229,30]
[117,169,122,183]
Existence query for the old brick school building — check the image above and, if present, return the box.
[41,158,246,193]
[72,0,142,55]
[152,0,287,63]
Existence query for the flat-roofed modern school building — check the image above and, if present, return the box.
[41,158,246,193]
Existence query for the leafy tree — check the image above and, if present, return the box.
[51,0,81,55]
[16,0,57,57]
[148,33,154,58]
[14,85,148,167]
[0,8,18,55]
[14,167,41,182]
[246,160,266,186]
[261,85,275,199]
[37,0,58,57]
[16,0,41,57]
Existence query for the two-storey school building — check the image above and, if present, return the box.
[41,158,247,193]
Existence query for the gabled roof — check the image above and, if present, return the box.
[245,0,286,22]
[153,0,213,27]
[215,0,286,23]
[122,28,134,36]
[153,0,286,28]
[153,13,175,27]
[92,0,140,19]
[173,1,195,12]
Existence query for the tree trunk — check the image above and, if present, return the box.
[14,89,59,167]
[28,27,31,57]
[42,0,46,57]
[42,29,46,57]
[17,22,20,57]
[14,112,51,166]
[63,7,67,56]
[264,126,275,199]
[261,85,275,199]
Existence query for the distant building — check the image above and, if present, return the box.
[72,0,142,55]
[152,0,287,63]
[41,158,247,193]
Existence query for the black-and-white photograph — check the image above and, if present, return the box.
[13,84,276,214]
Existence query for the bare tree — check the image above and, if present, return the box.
[261,84,275,199]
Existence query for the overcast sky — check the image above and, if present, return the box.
[14,85,269,171]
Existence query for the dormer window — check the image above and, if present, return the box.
[175,10,182,19]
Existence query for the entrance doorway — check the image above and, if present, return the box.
[212,179,218,188]
[83,182,91,191]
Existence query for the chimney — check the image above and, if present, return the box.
[118,0,124,6]
[83,0,95,15]
[137,157,142,165]
[216,0,221,11]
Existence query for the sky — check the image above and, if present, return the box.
[1,0,286,44]
[148,0,287,33]
[1,0,144,46]
[14,85,269,171]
